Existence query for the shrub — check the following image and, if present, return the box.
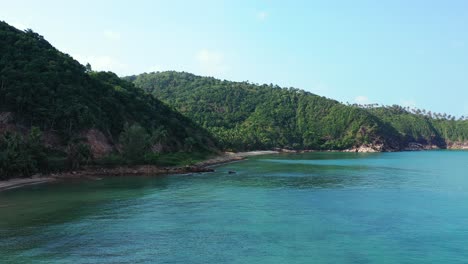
[66,142,93,170]
[119,123,150,164]
[0,127,47,179]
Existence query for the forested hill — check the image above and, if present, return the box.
[367,105,468,149]
[0,21,216,178]
[125,72,404,151]
[126,71,468,151]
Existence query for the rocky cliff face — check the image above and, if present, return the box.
[447,141,468,150]
[82,129,114,157]
[344,140,452,153]
[0,112,115,157]
[343,143,385,153]
[403,142,440,151]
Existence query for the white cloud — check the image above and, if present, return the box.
[104,30,121,41]
[74,54,128,73]
[257,11,268,21]
[196,49,228,76]
[354,95,370,104]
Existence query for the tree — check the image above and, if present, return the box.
[119,123,150,164]
[0,21,216,163]
[184,137,196,152]
[66,141,93,170]
[85,63,92,73]
[0,127,46,179]
[151,126,169,145]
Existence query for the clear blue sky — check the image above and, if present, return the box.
[2,0,468,116]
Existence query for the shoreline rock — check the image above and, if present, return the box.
[2,146,467,192]
[343,144,384,153]
[0,150,279,192]
[447,141,468,150]
[403,142,440,151]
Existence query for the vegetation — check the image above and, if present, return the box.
[126,71,402,150]
[0,128,46,179]
[0,21,216,179]
[1,20,467,180]
[127,71,468,151]
[118,123,151,164]
[66,141,93,170]
[362,105,468,145]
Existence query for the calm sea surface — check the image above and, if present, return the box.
[1,151,468,263]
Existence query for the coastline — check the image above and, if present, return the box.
[3,147,465,192]
[0,177,57,192]
[195,150,279,167]
[0,150,279,192]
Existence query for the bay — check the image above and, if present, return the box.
[1,151,468,263]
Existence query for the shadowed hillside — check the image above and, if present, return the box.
[0,21,217,179]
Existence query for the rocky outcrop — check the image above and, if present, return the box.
[403,142,440,151]
[344,144,384,153]
[402,141,468,151]
[82,129,113,158]
[447,141,468,150]
[49,165,214,178]
[42,131,63,149]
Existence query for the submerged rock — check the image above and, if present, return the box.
[185,166,215,173]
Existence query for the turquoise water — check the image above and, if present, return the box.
[1,151,468,263]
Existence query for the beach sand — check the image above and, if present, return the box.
[0,177,56,192]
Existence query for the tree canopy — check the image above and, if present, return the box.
[127,71,468,151]
[0,21,217,178]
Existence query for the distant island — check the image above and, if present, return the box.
[1,20,467,181]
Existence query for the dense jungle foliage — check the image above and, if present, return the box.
[0,21,216,179]
[126,72,402,150]
[127,71,468,151]
[368,106,468,146]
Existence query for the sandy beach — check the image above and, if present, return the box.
[0,177,57,192]
[195,150,279,167]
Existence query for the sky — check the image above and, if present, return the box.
[2,0,468,116]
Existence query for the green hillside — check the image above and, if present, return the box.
[368,105,468,147]
[2,19,466,179]
[0,21,216,178]
[366,106,446,147]
[126,71,403,151]
[127,71,468,151]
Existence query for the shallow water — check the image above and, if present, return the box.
[1,151,468,263]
